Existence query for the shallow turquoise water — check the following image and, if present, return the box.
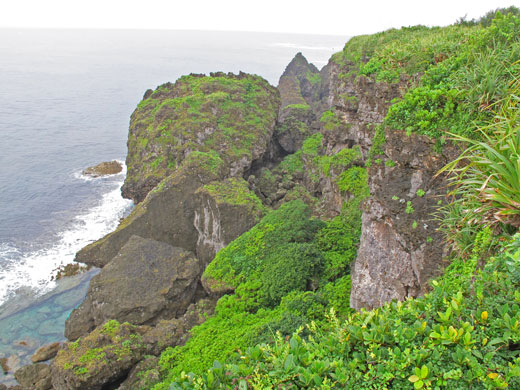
[0,269,98,386]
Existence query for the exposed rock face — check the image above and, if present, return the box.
[194,178,265,267]
[66,236,201,340]
[14,363,52,390]
[275,53,330,154]
[75,152,228,269]
[350,132,456,309]
[121,72,280,204]
[31,343,61,363]
[82,161,122,177]
[75,154,264,270]
[321,59,452,309]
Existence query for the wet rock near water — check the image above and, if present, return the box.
[82,161,122,177]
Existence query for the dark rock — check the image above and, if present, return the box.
[275,53,327,154]
[66,236,201,340]
[82,161,122,177]
[116,356,160,390]
[0,384,6,390]
[14,363,52,390]
[31,342,62,363]
[75,153,227,269]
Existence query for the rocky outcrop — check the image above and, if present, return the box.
[66,236,201,340]
[121,72,279,204]
[75,152,228,269]
[75,155,264,273]
[320,58,452,309]
[52,299,216,390]
[275,53,330,154]
[350,132,456,309]
[52,322,149,390]
[82,161,123,177]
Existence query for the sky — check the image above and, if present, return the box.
[1,0,519,36]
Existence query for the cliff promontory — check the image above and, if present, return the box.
[8,9,520,390]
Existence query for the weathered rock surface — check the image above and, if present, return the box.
[275,52,329,154]
[75,152,228,268]
[350,131,456,309]
[121,72,280,204]
[82,161,122,177]
[66,236,201,340]
[14,363,52,390]
[31,342,61,363]
[320,58,453,309]
[52,322,149,390]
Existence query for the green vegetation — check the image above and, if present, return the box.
[126,73,279,193]
[199,178,266,220]
[152,200,364,388]
[131,10,520,390]
[153,231,520,389]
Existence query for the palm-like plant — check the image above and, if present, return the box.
[439,81,520,229]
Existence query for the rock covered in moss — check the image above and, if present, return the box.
[121,72,280,204]
[52,321,148,390]
[66,236,201,340]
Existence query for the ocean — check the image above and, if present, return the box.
[0,28,347,384]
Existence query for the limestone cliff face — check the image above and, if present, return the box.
[322,58,453,309]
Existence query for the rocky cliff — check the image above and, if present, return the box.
[8,52,454,390]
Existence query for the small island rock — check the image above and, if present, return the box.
[82,161,122,177]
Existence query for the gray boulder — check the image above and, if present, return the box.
[65,236,201,340]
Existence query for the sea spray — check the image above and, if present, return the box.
[0,166,133,306]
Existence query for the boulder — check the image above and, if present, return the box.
[66,236,201,340]
[75,152,228,269]
[82,161,122,177]
[31,342,62,363]
[52,322,149,390]
[14,363,52,390]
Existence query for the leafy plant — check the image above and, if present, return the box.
[439,84,520,229]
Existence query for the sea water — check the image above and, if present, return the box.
[0,28,348,384]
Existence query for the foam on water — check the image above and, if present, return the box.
[0,167,133,306]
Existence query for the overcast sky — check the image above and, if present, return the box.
[1,0,519,36]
